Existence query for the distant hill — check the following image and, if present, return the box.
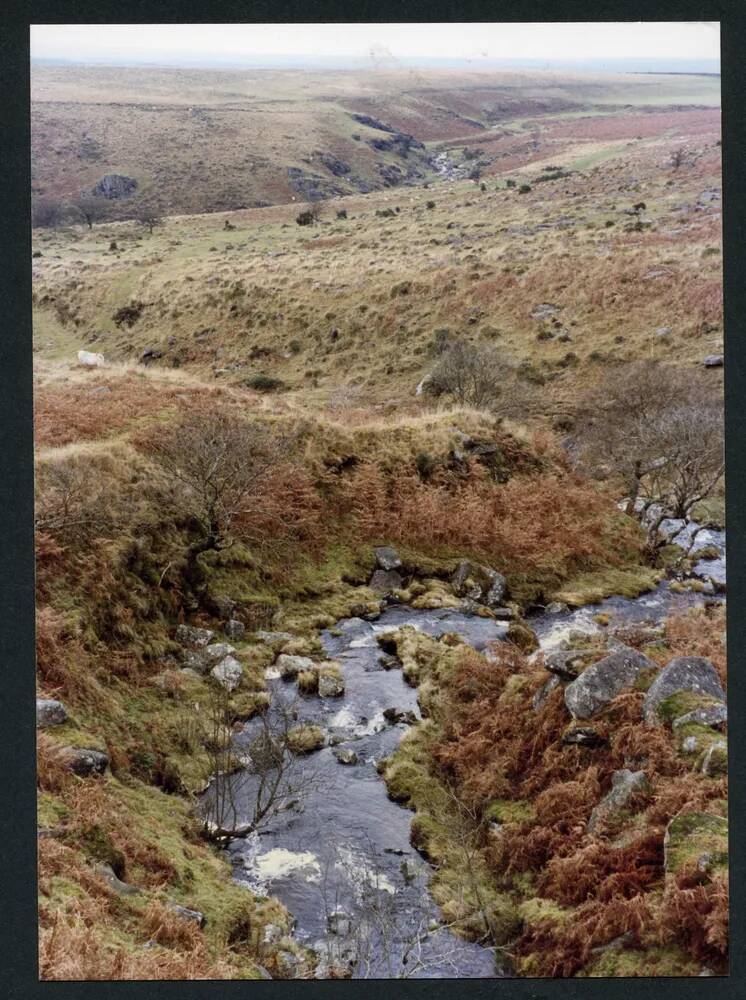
[30,65,720,219]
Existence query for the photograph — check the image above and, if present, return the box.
[29,19,728,980]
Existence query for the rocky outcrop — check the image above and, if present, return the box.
[374,546,402,571]
[174,625,216,649]
[92,173,138,199]
[67,747,109,777]
[369,569,403,594]
[168,902,206,928]
[211,656,243,692]
[277,654,315,679]
[451,559,507,609]
[36,698,68,728]
[564,648,657,719]
[643,656,725,723]
[587,769,650,833]
[224,619,246,641]
[287,167,346,202]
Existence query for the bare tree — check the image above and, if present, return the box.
[573,362,724,549]
[134,207,164,235]
[69,192,109,230]
[201,689,317,838]
[317,839,467,979]
[428,339,508,409]
[670,146,689,170]
[146,410,288,599]
[32,195,64,229]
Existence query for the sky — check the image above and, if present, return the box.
[30,22,720,72]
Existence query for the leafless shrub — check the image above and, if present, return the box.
[133,207,164,234]
[69,192,110,230]
[144,410,290,594]
[32,195,65,229]
[428,339,509,409]
[572,362,723,547]
[201,689,318,838]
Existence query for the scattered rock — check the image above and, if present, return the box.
[262,923,284,945]
[174,625,216,649]
[703,354,724,368]
[167,903,206,928]
[277,654,315,679]
[92,173,138,199]
[369,568,403,593]
[383,707,418,726]
[664,812,728,877]
[451,559,507,608]
[532,674,560,711]
[224,619,246,641]
[67,747,109,777]
[506,620,539,653]
[318,666,345,697]
[587,769,650,833]
[275,949,303,979]
[672,703,727,731]
[545,601,569,614]
[333,748,359,766]
[544,648,588,681]
[36,698,68,728]
[565,647,658,719]
[562,726,606,749]
[208,594,236,618]
[643,656,725,723]
[700,740,728,777]
[92,862,139,896]
[327,909,354,936]
[374,546,402,571]
[77,350,105,367]
[211,656,243,691]
[530,303,561,320]
[256,630,295,645]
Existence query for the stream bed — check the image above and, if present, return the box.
[205,525,725,979]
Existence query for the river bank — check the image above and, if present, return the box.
[202,518,726,979]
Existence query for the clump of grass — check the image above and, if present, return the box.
[287,724,325,754]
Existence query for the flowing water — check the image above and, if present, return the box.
[203,523,725,979]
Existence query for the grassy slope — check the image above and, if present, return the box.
[30,64,720,214]
[32,114,721,411]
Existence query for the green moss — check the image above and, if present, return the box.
[675,721,723,758]
[554,565,658,607]
[582,944,701,978]
[37,792,69,828]
[657,690,723,724]
[505,621,539,653]
[665,811,728,876]
[484,799,535,825]
[518,896,572,928]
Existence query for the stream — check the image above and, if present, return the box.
[203,522,725,979]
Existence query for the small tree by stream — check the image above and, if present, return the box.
[573,362,724,550]
[146,411,291,605]
[201,688,318,838]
